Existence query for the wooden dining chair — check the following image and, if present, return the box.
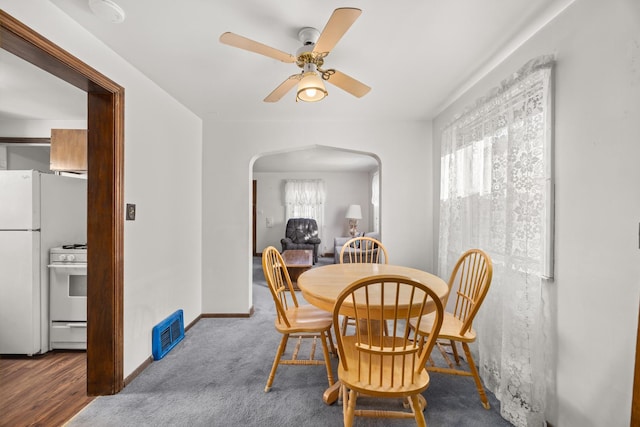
[339,236,389,335]
[333,274,444,427]
[261,246,336,392]
[339,235,388,265]
[409,249,493,409]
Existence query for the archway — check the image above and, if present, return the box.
[250,144,380,276]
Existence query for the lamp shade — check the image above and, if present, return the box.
[296,72,327,102]
[345,204,362,220]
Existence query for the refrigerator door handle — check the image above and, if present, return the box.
[48,264,87,269]
[67,323,87,328]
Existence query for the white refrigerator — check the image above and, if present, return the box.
[0,170,87,355]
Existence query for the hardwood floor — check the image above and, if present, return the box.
[0,351,94,427]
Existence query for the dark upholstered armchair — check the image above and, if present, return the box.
[280,218,321,264]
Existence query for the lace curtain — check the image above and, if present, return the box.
[439,56,554,426]
[284,179,326,235]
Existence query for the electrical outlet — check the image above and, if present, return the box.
[126,203,136,221]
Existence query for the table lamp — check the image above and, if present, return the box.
[345,204,362,237]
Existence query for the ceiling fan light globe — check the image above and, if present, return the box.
[296,72,327,102]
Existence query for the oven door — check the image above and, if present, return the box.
[49,263,87,321]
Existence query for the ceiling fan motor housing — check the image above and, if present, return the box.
[296,27,325,69]
[298,27,320,45]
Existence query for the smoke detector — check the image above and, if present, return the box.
[88,0,126,24]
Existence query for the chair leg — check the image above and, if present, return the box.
[409,394,427,427]
[265,334,289,392]
[341,384,347,423]
[450,340,461,365]
[328,326,337,357]
[320,331,335,387]
[403,394,426,411]
[461,342,490,409]
[437,341,456,369]
[344,387,357,427]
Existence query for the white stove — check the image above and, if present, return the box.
[49,244,87,350]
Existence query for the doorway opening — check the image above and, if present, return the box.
[250,145,381,289]
[0,11,125,395]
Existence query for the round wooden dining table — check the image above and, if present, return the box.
[297,263,449,405]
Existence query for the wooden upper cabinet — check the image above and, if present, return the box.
[50,129,87,172]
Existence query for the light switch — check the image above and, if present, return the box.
[126,204,136,221]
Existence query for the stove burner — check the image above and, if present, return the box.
[62,243,87,250]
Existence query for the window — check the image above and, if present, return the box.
[284,179,326,236]
[439,56,554,426]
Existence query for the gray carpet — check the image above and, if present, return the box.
[67,256,512,427]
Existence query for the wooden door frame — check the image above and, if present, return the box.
[252,180,257,257]
[1,10,124,395]
[632,304,640,425]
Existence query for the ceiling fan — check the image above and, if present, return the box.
[219,7,370,103]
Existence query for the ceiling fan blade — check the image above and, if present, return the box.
[325,70,371,98]
[313,8,362,54]
[264,75,301,102]
[219,32,296,63]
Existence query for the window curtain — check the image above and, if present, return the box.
[284,179,326,237]
[439,56,554,426]
[371,171,380,233]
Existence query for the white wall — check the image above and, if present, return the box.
[254,170,374,255]
[432,0,640,425]
[1,1,203,377]
[0,119,87,137]
[0,119,85,172]
[203,120,433,314]
[4,146,50,171]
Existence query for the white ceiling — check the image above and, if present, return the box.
[37,0,571,123]
[0,49,86,121]
[0,1,573,169]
